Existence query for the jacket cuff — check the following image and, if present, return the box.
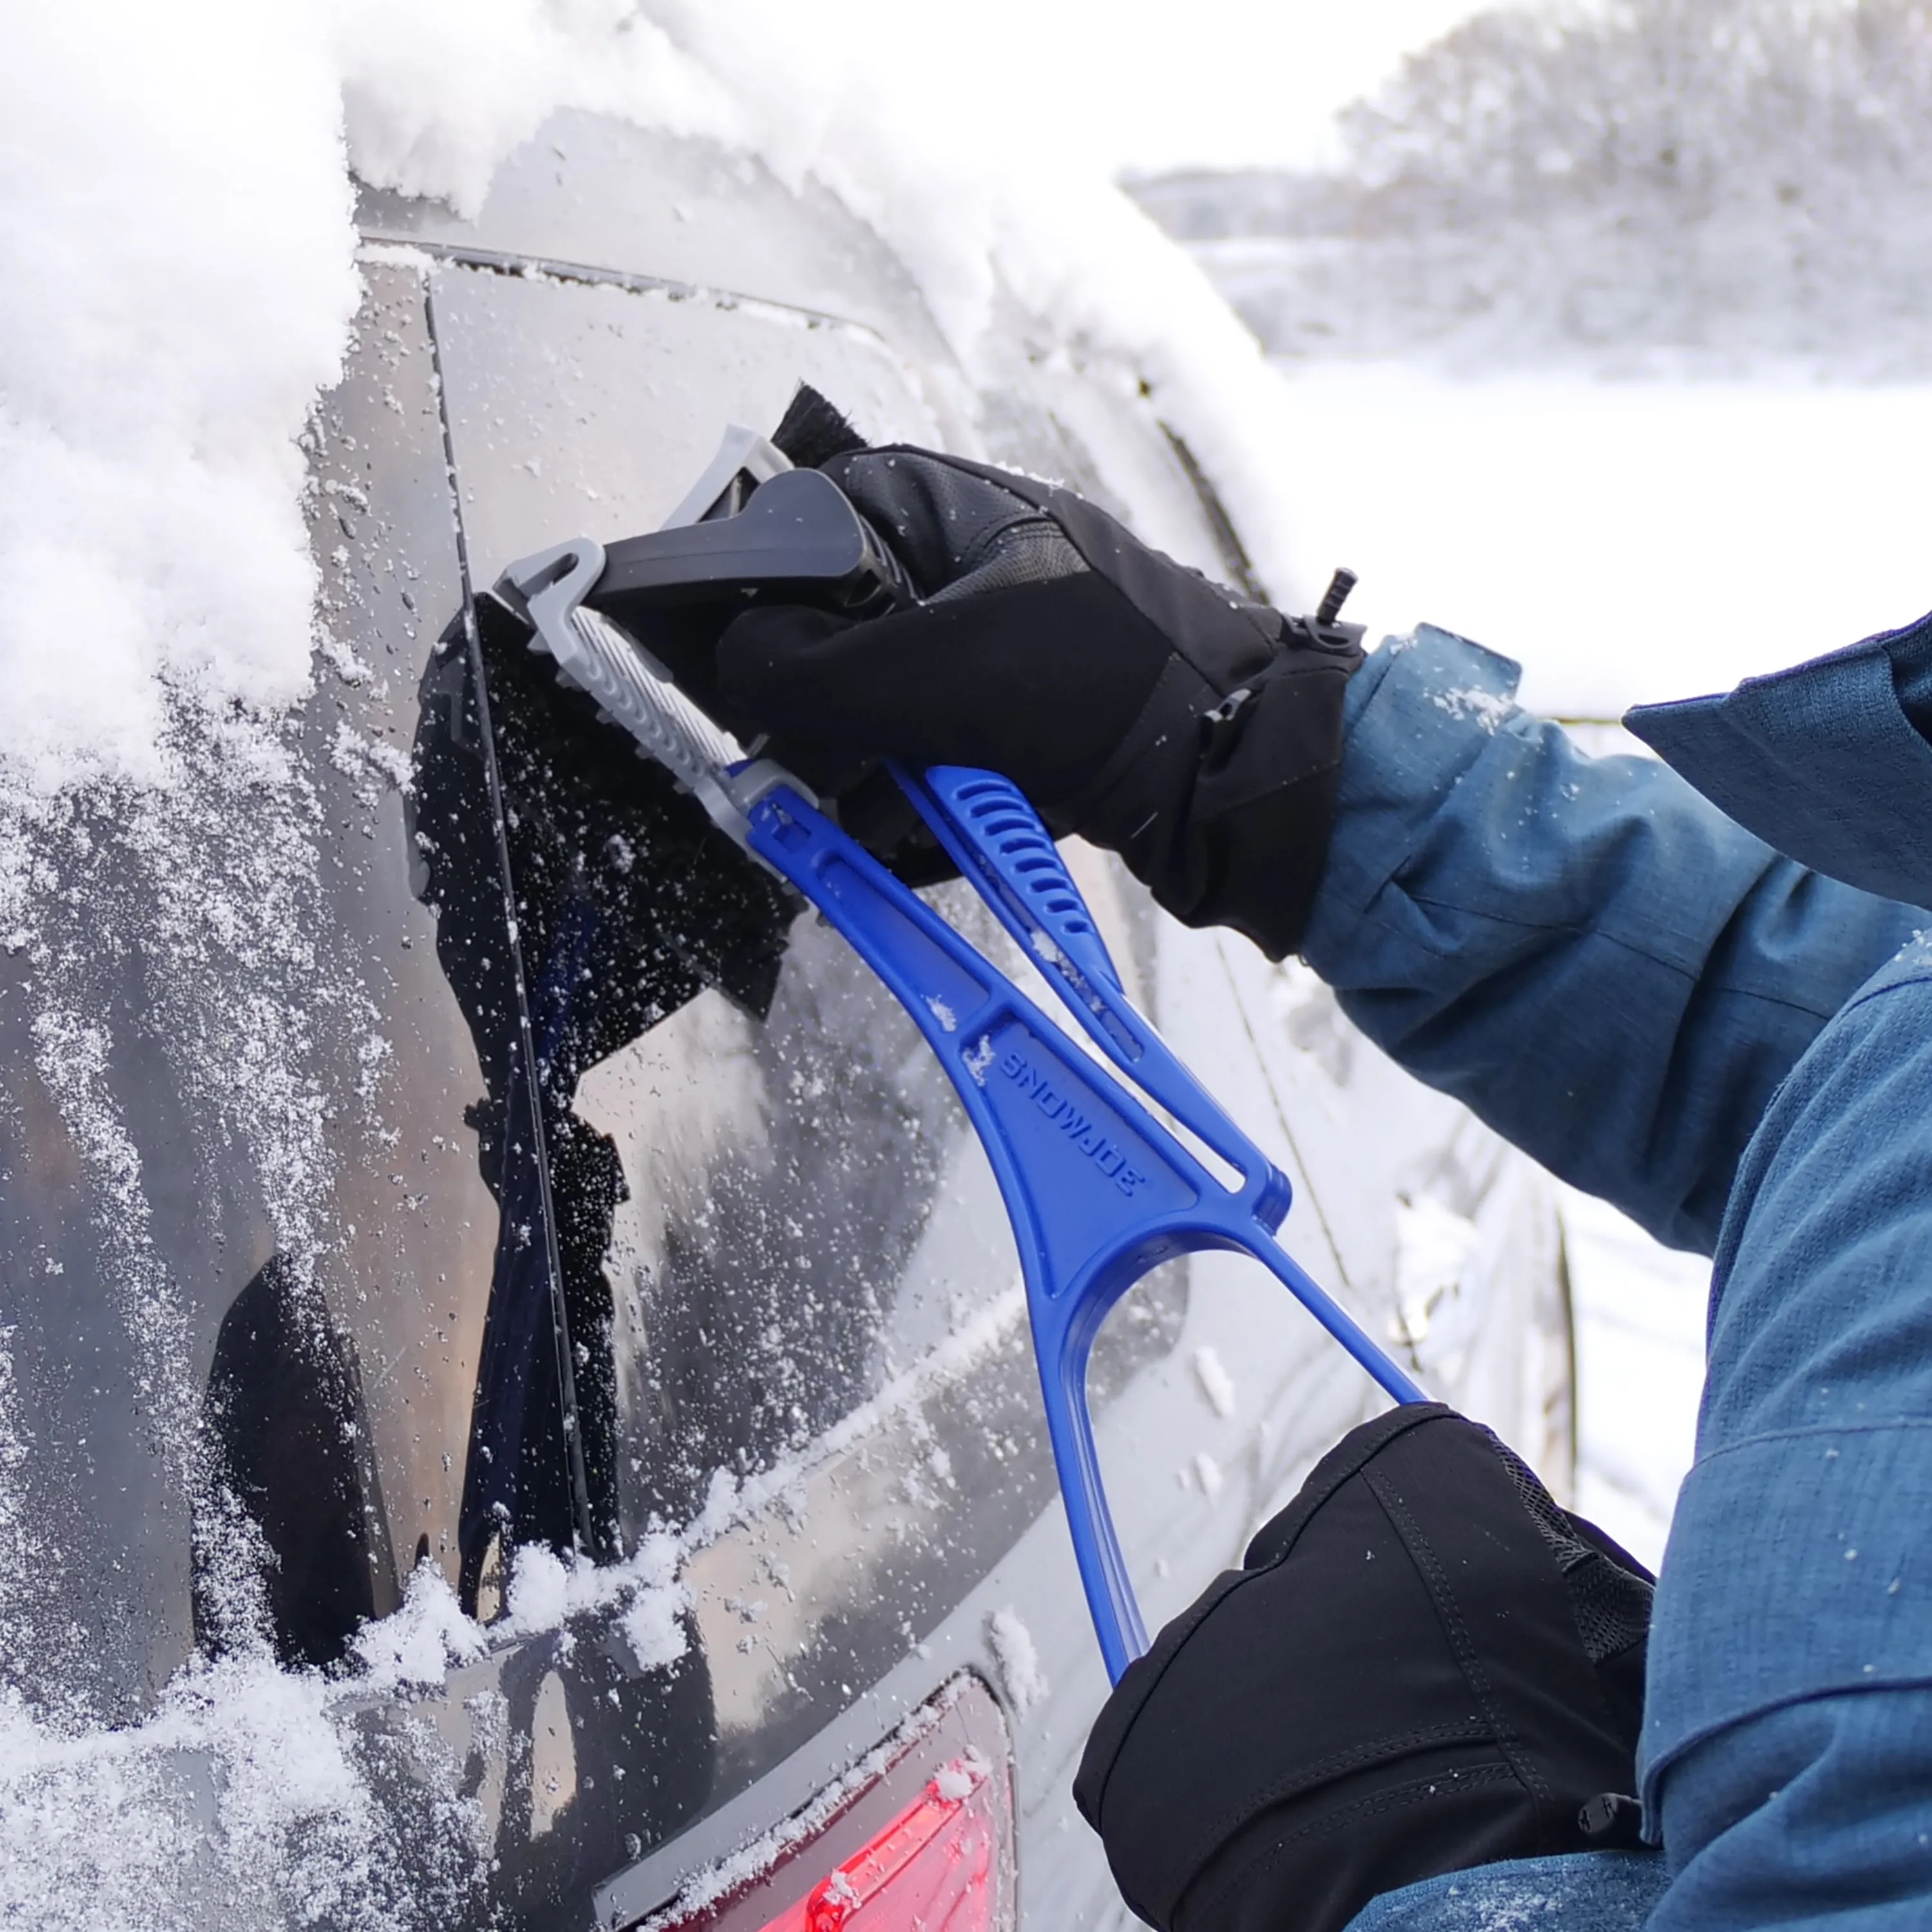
[1305,625,1526,962]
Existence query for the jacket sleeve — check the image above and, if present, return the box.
[1300,627,1924,1256]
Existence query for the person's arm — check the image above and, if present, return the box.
[1304,625,1922,1255]
[709,436,1918,1254]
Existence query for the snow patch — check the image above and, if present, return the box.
[1192,1344,1237,1418]
[0,1654,490,1930]
[502,1542,573,1632]
[931,1745,990,1802]
[985,1607,1046,1717]
[1428,684,1516,734]
[333,0,741,223]
[0,0,358,795]
[348,1562,486,1690]
[329,721,413,796]
[5,0,1315,803]
[317,636,372,685]
[620,1580,690,1674]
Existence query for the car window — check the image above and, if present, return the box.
[458,567,1189,1783]
[424,261,959,594]
[426,262,1191,1666]
[475,587,1043,1506]
[0,239,1203,1733]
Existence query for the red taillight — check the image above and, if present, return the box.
[762,1761,999,1932]
[655,1675,1014,1932]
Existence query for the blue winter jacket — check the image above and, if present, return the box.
[1308,611,1932,1931]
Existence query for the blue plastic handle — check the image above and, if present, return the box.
[741,771,1425,1683]
[893,762,1297,1228]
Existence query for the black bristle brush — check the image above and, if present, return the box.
[770,383,869,469]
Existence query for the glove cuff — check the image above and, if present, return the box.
[1073,1405,1652,1932]
[1068,644,1362,960]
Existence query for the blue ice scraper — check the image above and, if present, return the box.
[498,433,1424,1683]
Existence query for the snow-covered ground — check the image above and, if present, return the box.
[1267,362,1932,721]
[1267,359,1932,1567]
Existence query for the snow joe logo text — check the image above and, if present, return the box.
[999,1050,1146,1197]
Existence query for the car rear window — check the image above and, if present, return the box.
[425,261,1189,1734]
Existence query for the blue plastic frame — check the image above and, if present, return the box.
[743,766,1425,1683]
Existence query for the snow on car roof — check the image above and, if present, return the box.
[0,0,1303,802]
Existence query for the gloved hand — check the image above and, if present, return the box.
[1072,1405,1654,1932]
[715,446,1365,960]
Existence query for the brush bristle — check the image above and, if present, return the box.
[770,384,869,468]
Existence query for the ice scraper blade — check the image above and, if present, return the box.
[496,466,1425,1684]
[500,534,772,843]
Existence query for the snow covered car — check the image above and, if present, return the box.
[0,111,1571,1927]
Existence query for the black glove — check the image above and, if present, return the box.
[715,446,1365,960]
[1072,1405,1655,1932]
